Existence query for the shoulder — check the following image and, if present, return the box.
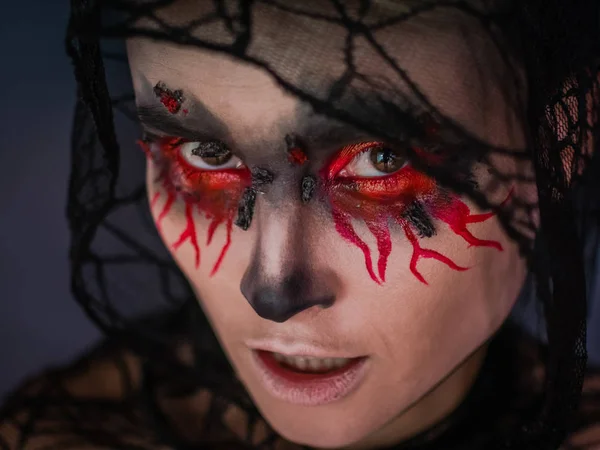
[495,328,600,450]
[0,340,165,450]
[561,367,600,450]
[0,341,283,449]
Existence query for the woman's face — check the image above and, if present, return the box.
[127,3,534,447]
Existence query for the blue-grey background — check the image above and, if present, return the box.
[1,0,599,401]
[0,1,100,398]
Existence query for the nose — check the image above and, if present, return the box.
[239,191,338,323]
[241,270,335,323]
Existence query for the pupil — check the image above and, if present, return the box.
[203,152,232,166]
[191,141,232,166]
[370,147,403,173]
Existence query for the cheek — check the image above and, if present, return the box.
[145,161,246,280]
[313,217,526,410]
[146,162,259,344]
[145,160,260,341]
[323,174,512,286]
[386,237,525,386]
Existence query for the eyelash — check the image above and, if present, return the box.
[145,136,417,195]
[144,135,443,240]
[143,136,251,196]
[320,142,441,204]
[139,128,496,285]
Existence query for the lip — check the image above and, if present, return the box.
[245,339,364,359]
[250,349,370,406]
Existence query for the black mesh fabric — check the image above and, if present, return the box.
[1,0,600,449]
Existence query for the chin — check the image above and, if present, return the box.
[253,399,389,449]
[271,420,369,449]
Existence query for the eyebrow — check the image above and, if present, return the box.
[136,88,429,160]
[293,94,426,152]
[137,104,228,141]
[137,102,375,152]
[294,114,378,151]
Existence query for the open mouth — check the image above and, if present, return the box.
[252,350,370,406]
[266,351,362,375]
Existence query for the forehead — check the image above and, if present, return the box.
[126,0,523,147]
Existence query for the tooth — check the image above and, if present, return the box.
[308,358,321,371]
[284,356,296,367]
[273,354,354,372]
[296,357,308,370]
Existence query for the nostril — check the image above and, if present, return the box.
[248,286,311,323]
[316,296,335,310]
[244,283,335,323]
[251,287,283,322]
[240,255,339,323]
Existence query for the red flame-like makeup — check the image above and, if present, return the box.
[142,134,507,285]
[321,142,508,285]
[140,138,251,276]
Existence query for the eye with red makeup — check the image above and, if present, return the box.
[320,140,507,285]
[139,136,251,276]
[140,129,507,285]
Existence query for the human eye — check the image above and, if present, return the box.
[143,136,245,171]
[322,140,435,201]
[337,142,409,178]
[179,140,245,171]
[140,136,251,196]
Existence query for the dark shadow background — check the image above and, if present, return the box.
[1,0,600,401]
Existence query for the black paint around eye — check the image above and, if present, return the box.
[235,188,257,231]
[235,168,274,231]
[402,201,436,238]
[234,168,277,231]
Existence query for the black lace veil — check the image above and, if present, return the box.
[53,0,600,448]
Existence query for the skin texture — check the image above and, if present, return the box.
[126,1,537,447]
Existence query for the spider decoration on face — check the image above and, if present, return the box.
[284,134,316,204]
[301,175,317,204]
[235,167,276,231]
[285,133,309,166]
[236,134,313,229]
[154,81,186,115]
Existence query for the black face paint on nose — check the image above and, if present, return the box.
[240,269,335,323]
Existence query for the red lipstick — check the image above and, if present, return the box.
[251,350,370,407]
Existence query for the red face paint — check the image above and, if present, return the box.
[154,82,184,115]
[285,134,308,166]
[139,138,251,276]
[289,148,308,166]
[320,141,507,285]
